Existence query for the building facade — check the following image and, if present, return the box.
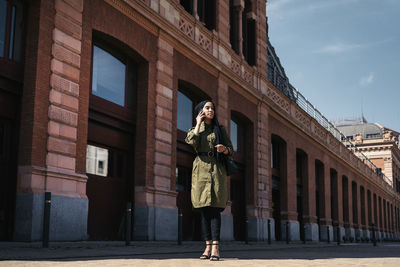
[0,0,399,242]
[337,121,400,196]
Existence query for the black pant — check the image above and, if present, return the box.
[200,207,221,241]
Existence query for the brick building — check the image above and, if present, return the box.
[337,121,400,197]
[0,0,399,242]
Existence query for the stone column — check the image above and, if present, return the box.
[360,185,368,239]
[247,102,270,241]
[217,77,234,241]
[193,0,199,20]
[332,171,345,242]
[319,163,332,241]
[378,196,382,239]
[303,155,318,241]
[280,141,299,241]
[134,36,177,241]
[216,0,230,44]
[366,189,372,239]
[372,193,378,238]
[342,176,352,240]
[383,199,387,238]
[353,180,361,241]
[256,0,267,73]
[15,0,87,241]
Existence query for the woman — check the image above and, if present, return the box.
[185,100,233,261]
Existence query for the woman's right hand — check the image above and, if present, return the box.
[196,111,205,125]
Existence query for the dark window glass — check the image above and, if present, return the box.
[271,142,280,169]
[177,91,193,131]
[9,2,23,62]
[0,0,7,58]
[92,45,126,106]
[9,6,15,59]
[229,0,237,53]
[180,0,193,14]
[0,124,4,156]
[230,119,238,151]
[198,0,216,30]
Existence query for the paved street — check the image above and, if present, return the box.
[1,242,400,266]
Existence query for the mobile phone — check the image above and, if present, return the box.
[199,111,205,121]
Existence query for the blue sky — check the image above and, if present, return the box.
[266,0,400,131]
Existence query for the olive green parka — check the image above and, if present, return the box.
[185,122,234,209]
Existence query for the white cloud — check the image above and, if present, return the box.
[360,72,374,86]
[313,43,361,54]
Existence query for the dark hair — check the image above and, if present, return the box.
[194,100,224,162]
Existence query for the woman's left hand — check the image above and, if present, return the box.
[215,144,228,155]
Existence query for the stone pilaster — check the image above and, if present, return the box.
[217,77,234,240]
[134,36,177,241]
[235,2,244,57]
[302,155,318,241]
[15,0,87,241]
[247,103,269,241]
[281,141,300,241]
[216,0,230,44]
[256,0,267,73]
[217,78,229,127]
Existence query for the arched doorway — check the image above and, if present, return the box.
[352,181,359,239]
[296,149,307,242]
[0,0,25,240]
[0,89,20,241]
[330,168,339,241]
[86,33,140,240]
[229,113,252,241]
[271,134,286,241]
[315,160,324,240]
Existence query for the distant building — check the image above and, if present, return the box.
[337,120,400,194]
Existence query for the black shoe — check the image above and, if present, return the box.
[210,242,220,261]
[200,243,212,259]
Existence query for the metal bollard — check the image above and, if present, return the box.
[372,223,377,246]
[327,226,330,243]
[125,202,132,246]
[178,208,183,245]
[303,224,306,244]
[42,192,51,248]
[268,219,271,244]
[286,222,289,244]
[337,225,340,245]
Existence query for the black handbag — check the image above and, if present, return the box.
[218,125,238,176]
[224,156,238,176]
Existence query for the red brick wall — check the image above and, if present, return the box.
[18,0,54,168]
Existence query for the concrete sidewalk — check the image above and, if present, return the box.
[0,240,380,261]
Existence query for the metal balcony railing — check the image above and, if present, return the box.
[292,88,393,186]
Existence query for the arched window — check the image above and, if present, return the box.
[91,45,128,106]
